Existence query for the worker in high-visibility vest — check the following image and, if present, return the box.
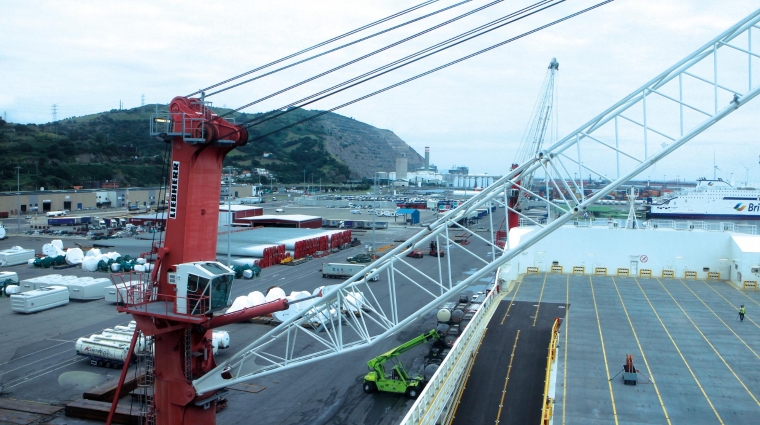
[739,305,746,322]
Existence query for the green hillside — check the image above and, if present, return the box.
[0,105,420,191]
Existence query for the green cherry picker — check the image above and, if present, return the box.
[363,329,441,398]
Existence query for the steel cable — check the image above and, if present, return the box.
[189,0,443,97]
[228,0,559,128]
[212,0,474,103]
[242,0,616,143]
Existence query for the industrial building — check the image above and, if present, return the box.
[0,185,258,216]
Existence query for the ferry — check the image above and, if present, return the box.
[648,178,760,219]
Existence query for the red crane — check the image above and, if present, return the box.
[106,96,289,425]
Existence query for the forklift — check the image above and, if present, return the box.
[429,241,444,257]
[363,329,441,398]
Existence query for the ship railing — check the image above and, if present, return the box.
[519,217,547,226]
[399,270,501,425]
[111,271,214,319]
[541,318,563,425]
[646,220,757,235]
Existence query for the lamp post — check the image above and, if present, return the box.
[16,166,21,235]
[372,172,377,254]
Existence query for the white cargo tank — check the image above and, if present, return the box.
[91,333,148,352]
[212,330,231,350]
[271,291,312,323]
[75,337,134,367]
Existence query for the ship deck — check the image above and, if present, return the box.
[493,272,760,425]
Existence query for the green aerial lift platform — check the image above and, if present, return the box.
[363,329,441,398]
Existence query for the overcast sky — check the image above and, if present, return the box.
[2,0,760,183]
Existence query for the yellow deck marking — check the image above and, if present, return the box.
[634,277,724,424]
[562,274,569,425]
[685,279,760,357]
[500,277,525,325]
[610,276,671,424]
[532,273,548,327]
[589,275,618,425]
[698,279,760,329]
[495,330,520,424]
[658,278,760,407]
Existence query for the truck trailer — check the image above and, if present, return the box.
[321,263,379,281]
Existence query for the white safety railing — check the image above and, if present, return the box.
[400,272,501,425]
[646,219,757,235]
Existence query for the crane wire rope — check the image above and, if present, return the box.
[214,0,570,140]
[211,0,474,103]
[216,0,511,115]
[218,0,562,137]
[188,0,444,97]
[241,0,614,144]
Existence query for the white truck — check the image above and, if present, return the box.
[321,263,379,281]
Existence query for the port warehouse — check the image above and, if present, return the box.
[0,184,258,215]
[501,225,760,285]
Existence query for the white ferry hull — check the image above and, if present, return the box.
[647,178,760,220]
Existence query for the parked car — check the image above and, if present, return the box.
[275,208,285,213]
[347,253,373,263]
[407,250,424,259]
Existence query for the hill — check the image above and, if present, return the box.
[0,105,423,190]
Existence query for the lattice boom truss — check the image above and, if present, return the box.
[194,8,760,394]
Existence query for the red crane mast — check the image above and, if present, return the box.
[107,96,288,425]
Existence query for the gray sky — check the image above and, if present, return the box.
[2,0,760,182]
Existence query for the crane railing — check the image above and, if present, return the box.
[192,8,760,396]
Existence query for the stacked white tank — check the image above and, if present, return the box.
[76,322,230,367]
[224,282,371,328]
[80,249,123,272]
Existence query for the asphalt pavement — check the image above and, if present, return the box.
[0,207,498,424]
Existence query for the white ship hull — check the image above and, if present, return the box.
[648,178,760,220]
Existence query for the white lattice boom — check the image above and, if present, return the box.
[193,8,760,395]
